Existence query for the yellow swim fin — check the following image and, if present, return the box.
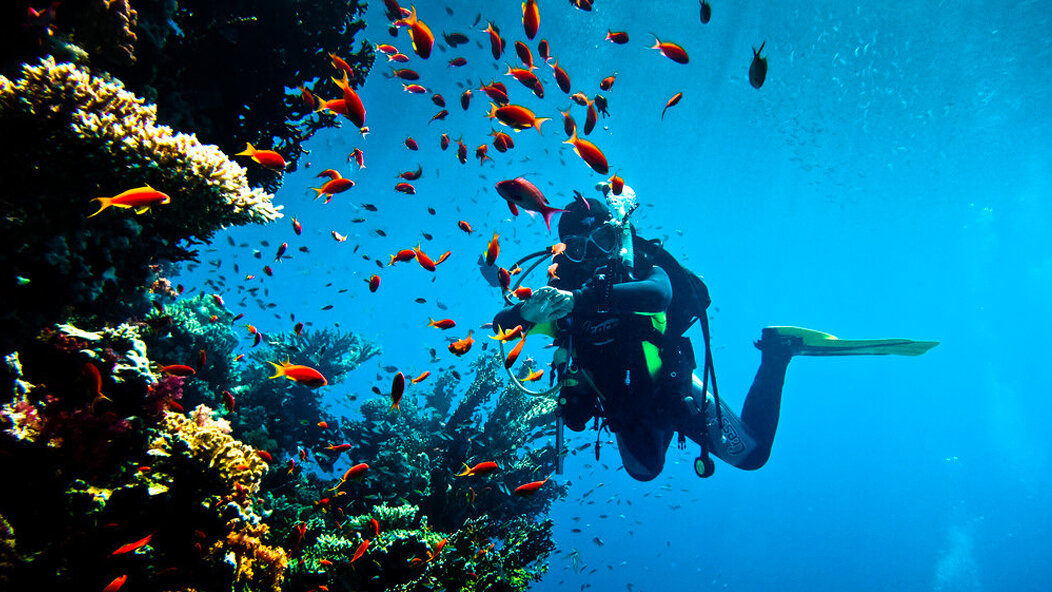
[765,326,939,357]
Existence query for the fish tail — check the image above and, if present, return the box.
[87,197,112,218]
[267,361,285,380]
[455,463,472,477]
[533,117,549,135]
[235,142,255,157]
[756,41,766,55]
[390,400,400,412]
[486,103,498,119]
[540,206,565,231]
[310,187,325,199]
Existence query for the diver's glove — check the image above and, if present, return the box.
[520,286,574,324]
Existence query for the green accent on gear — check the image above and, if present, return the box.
[639,311,667,378]
[527,321,557,338]
[767,326,939,356]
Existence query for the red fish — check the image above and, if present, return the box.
[103,575,128,592]
[522,0,540,39]
[484,232,500,266]
[504,336,526,369]
[292,217,302,235]
[389,67,419,80]
[317,421,329,429]
[326,443,353,454]
[332,72,367,130]
[395,182,416,194]
[236,143,287,170]
[515,41,534,70]
[487,103,549,133]
[662,91,683,119]
[491,324,525,342]
[484,21,504,60]
[329,52,355,76]
[652,36,689,64]
[600,73,617,90]
[491,130,514,152]
[396,6,433,59]
[371,518,380,536]
[560,109,577,137]
[414,245,436,270]
[256,449,274,463]
[376,42,398,54]
[112,533,154,555]
[497,267,511,291]
[513,476,550,496]
[435,250,451,265]
[428,318,456,330]
[268,360,328,387]
[390,372,405,411]
[495,177,564,231]
[332,463,369,490]
[457,220,474,234]
[564,128,609,174]
[460,89,472,110]
[331,230,347,242]
[294,322,304,335]
[389,248,416,265]
[549,58,571,94]
[505,64,540,91]
[403,83,427,94]
[606,30,629,44]
[449,57,467,67]
[222,389,236,412]
[537,39,550,62]
[388,52,410,63]
[428,109,449,124]
[448,330,474,356]
[456,461,500,476]
[88,185,171,218]
[367,274,380,292]
[405,137,418,150]
[351,538,370,563]
[397,165,422,181]
[512,286,533,300]
[475,144,492,165]
[312,172,355,203]
[349,147,365,169]
[159,364,195,376]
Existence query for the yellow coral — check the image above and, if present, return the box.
[154,405,267,495]
[0,57,281,227]
[209,521,288,592]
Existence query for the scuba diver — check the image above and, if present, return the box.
[492,183,938,482]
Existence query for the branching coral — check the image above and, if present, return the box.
[0,56,281,352]
[67,0,139,67]
[209,520,288,592]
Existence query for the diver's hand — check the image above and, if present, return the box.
[520,286,574,324]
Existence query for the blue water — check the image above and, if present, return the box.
[180,1,1052,590]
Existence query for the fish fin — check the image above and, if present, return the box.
[533,117,550,134]
[267,361,285,379]
[541,206,566,231]
[506,200,519,216]
[87,197,111,218]
[755,41,766,56]
[235,142,255,156]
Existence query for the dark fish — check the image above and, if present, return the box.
[374,229,387,237]
[227,235,235,246]
[427,207,437,215]
[352,218,367,223]
[382,365,399,372]
[362,203,379,211]
[700,0,711,24]
[436,301,448,310]
[299,246,310,253]
[444,32,469,47]
[451,370,461,379]
[749,41,767,89]
[421,232,433,241]
[414,297,427,303]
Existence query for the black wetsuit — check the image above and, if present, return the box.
[493,261,792,481]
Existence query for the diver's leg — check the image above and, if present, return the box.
[680,342,792,470]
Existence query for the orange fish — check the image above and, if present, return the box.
[651,35,689,64]
[448,330,474,356]
[311,171,355,203]
[331,230,347,243]
[549,58,571,94]
[428,318,456,330]
[661,91,683,120]
[550,242,566,258]
[326,443,353,454]
[428,537,448,561]
[396,6,433,59]
[411,371,430,384]
[222,389,236,412]
[606,30,629,44]
[487,103,549,133]
[403,83,427,94]
[522,0,540,39]
[491,130,515,152]
[349,147,365,169]
[600,73,617,90]
[414,246,436,271]
[505,64,540,91]
[397,165,423,180]
[537,39,550,62]
[329,52,354,76]
[484,21,504,60]
[376,43,398,54]
[159,364,195,376]
[236,142,287,170]
[103,574,128,592]
[489,324,524,342]
[435,250,451,265]
[319,559,334,567]
[484,232,500,266]
[458,220,474,234]
[513,476,550,496]
[547,262,560,281]
[268,360,328,387]
[389,248,416,265]
[521,368,545,382]
[497,267,511,291]
[475,143,492,165]
[512,286,533,300]
[88,185,171,218]
[371,518,380,536]
[456,461,500,476]
[333,463,370,490]
[608,174,625,195]
[256,449,274,463]
[515,41,534,70]
[395,182,416,194]
[112,533,154,555]
[350,538,371,563]
[504,336,526,369]
[564,128,609,174]
[332,70,368,127]
[390,372,405,411]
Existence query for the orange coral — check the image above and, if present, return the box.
[210,521,288,592]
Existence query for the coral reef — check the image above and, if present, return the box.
[209,521,289,592]
[0,57,280,352]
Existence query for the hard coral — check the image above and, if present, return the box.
[67,0,139,67]
[156,405,267,496]
[210,521,288,592]
[0,57,280,351]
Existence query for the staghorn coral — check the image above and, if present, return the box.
[153,405,267,497]
[0,57,281,352]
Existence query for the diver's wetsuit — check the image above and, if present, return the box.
[493,264,793,481]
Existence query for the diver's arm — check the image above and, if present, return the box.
[571,265,672,314]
